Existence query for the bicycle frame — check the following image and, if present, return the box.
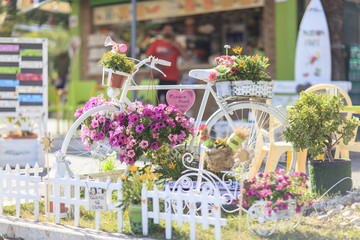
[119,77,237,151]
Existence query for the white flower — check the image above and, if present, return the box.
[224,45,231,49]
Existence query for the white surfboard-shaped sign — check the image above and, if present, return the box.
[295,0,331,84]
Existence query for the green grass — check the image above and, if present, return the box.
[3,201,360,239]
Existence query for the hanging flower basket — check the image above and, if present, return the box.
[232,80,274,99]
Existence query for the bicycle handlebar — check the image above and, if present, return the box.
[133,56,171,77]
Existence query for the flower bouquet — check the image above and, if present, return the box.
[242,169,314,215]
[208,45,273,98]
[75,95,195,165]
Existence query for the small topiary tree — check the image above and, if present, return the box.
[284,91,359,162]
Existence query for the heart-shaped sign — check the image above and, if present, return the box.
[166,89,195,114]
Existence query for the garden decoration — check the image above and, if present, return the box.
[209,45,274,98]
[74,95,195,165]
[170,151,312,237]
[284,91,359,195]
[40,132,54,217]
[99,37,135,97]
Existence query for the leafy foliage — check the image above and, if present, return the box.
[284,92,359,162]
[120,165,162,211]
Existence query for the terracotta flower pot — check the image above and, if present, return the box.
[110,73,127,88]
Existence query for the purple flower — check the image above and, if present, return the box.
[281,203,288,210]
[276,199,283,206]
[98,131,105,140]
[258,173,264,178]
[129,114,139,123]
[150,141,160,150]
[295,206,302,213]
[273,207,279,213]
[152,114,162,121]
[275,184,284,191]
[308,201,314,208]
[135,124,145,133]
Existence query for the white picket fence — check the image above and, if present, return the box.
[0,164,42,220]
[0,164,229,239]
[141,184,227,240]
[48,172,123,231]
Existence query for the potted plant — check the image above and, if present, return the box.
[74,96,195,165]
[208,45,273,98]
[98,48,135,88]
[120,165,161,234]
[284,92,359,195]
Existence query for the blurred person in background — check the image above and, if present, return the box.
[146,24,188,103]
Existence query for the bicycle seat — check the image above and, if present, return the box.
[189,69,216,82]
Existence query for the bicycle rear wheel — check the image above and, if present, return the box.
[203,101,296,178]
[59,104,125,177]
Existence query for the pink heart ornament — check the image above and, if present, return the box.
[166,89,195,113]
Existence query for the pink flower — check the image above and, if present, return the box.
[275,184,284,191]
[273,207,279,213]
[91,119,99,128]
[208,72,217,81]
[98,115,105,123]
[74,108,84,118]
[153,133,160,139]
[168,134,177,142]
[266,202,272,208]
[140,140,148,149]
[308,201,314,208]
[265,208,272,216]
[276,199,283,206]
[127,150,135,158]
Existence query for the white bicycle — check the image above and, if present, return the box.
[55,54,296,178]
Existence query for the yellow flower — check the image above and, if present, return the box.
[264,57,269,63]
[252,55,259,62]
[139,174,146,181]
[129,165,138,172]
[239,61,245,67]
[168,162,176,169]
[233,46,243,54]
[121,175,127,181]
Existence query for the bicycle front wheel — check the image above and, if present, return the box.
[59,104,125,177]
[204,101,295,178]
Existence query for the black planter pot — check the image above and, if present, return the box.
[308,159,352,195]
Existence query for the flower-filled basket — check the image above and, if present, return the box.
[209,45,274,99]
[74,95,195,165]
[200,125,250,173]
[99,36,135,89]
